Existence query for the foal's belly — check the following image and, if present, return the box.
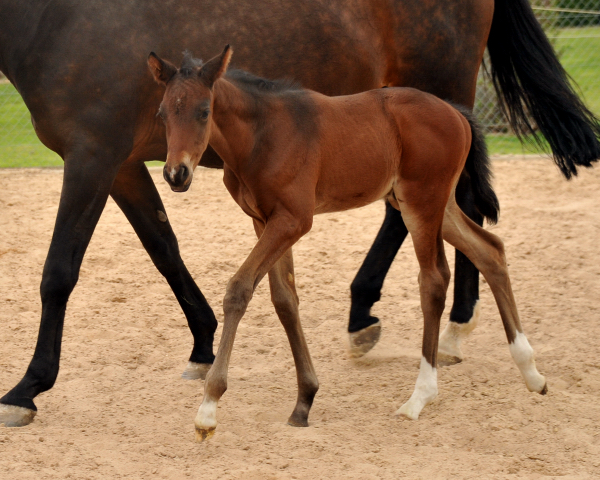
[313,156,396,215]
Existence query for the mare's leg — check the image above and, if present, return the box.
[392,196,451,421]
[348,201,408,357]
[439,175,483,364]
[110,162,217,379]
[0,147,122,427]
[195,213,310,441]
[267,247,318,427]
[442,198,546,394]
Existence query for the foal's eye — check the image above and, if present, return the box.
[197,109,210,122]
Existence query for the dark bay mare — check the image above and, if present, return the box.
[0,0,597,428]
[151,47,546,440]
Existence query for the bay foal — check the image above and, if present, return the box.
[148,47,547,441]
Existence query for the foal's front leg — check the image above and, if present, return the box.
[267,247,319,427]
[194,213,309,441]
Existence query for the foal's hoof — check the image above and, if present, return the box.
[195,426,216,442]
[0,403,36,427]
[181,362,211,380]
[349,321,381,358]
[287,415,309,428]
[395,403,420,421]
[540,383,548,395]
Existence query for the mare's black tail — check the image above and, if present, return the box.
[453,104,500,225]
[487,0,600,179]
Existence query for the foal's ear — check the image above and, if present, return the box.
[199,45,233,87]
[147,52,178,85]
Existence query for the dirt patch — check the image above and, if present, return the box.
[1,157,599,479]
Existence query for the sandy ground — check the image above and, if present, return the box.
[0,157,599,479]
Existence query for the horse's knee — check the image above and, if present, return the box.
[420,269,448,310]
[439,260,451,290]
[147,235,183,279]
[40,263,77,305]
[271,286,298,320]
[223,278,253,318]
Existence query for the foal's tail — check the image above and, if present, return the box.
[454,104,500,225]
[488,0,600,179]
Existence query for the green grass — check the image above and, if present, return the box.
[1,26,600,166]
[554,26,600,113]
[0,83,63,167]
[484,26,600,156]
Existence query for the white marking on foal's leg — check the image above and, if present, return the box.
[194,398,218,442]
[396,357,438,420]
[509,332,547,394]
[438,300,480,364]
[0,403,36,427]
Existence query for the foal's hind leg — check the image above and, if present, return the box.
[439,175,482,365]
[392,200,451,420]
[267,248,319,427]
[442,198,546,394]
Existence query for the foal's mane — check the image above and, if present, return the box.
[179,51,303,97]
[225,69,303,97]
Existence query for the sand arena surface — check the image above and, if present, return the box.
[1,157,600,479]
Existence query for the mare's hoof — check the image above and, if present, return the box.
[0,403,36,427]
[540,383,548,395]
[195,426,216,442]
[181,362,211,380]
[349,321,381,358]
[437,352,463,367]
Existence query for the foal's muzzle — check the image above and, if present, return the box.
[163,163,192,192]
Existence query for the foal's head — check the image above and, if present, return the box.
[148,45,232,192]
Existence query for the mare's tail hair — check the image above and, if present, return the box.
[453,104,500,225]
[487,0,600,179]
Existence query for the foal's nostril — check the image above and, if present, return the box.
[177,164,189,185]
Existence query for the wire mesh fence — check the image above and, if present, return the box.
[2,1,600,164]
[478,0,600,153]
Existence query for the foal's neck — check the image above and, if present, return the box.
[209,79,256,170]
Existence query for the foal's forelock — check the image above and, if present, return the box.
[180,51,203,77]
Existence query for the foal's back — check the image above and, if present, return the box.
[310,87,471,214]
